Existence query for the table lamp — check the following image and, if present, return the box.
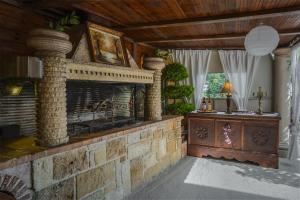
[221,80,233,114]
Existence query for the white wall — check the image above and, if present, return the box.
[206,50,274,112]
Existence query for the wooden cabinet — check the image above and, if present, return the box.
[188,112,280,168]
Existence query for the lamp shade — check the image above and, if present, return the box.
[221,81,233,94]
[244,25,279,56]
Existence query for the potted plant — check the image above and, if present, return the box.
[162,62,195,127]
[27,11,80,56]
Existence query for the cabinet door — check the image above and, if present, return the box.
[215,120,242,150]
[188,118,215,147]
[244,121,278,154]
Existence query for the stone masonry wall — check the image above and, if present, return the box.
[0,116,183,200]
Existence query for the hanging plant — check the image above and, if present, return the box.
[49,11,80,32]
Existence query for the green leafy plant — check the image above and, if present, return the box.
[164,85,194,99]
[154,49,172,60]
[49,11,80,32]
[162,62,195,116]
[162,63,188,82]
[166,103,195,116]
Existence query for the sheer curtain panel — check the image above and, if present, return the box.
[218,50,261,111]
[171,49,211,108]
[288,43,300,160]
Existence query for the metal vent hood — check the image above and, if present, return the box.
[0,56,42,79]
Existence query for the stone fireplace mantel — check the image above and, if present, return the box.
[66,60,155,84]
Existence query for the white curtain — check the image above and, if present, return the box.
[171,49,211,108]
[218,50,261,111]
[288,43,300,160]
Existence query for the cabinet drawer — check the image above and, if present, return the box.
[244,122,278,154]
[215,120,242,150]
[188,118,215,147]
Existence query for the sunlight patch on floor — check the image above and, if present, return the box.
[184,158,300,200]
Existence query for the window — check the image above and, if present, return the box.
[202,73,226,98]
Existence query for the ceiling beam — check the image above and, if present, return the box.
[139,29,300,43]
[120,6,300,30]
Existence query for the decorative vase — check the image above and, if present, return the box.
[143,57,165,70]
[27,28,72,58]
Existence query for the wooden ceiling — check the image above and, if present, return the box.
[1,0,300,51]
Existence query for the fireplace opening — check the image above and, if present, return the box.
[67,81,145,135]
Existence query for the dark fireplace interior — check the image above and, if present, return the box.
[67,81,145,135]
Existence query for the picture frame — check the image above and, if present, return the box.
[86,22,129,67]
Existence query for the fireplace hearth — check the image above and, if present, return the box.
[67,81,145,135]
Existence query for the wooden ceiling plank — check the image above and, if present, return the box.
[140,29,300,43]
[120,6,300,30]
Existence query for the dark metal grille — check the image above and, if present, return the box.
[67,81,145,135]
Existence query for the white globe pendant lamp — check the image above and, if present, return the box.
[244,24,279,56]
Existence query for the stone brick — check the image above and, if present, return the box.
[130,157,143,189]
[140,129,152,140]
[143,153,157,170]
[35,177,74,200]
[159,155,171,171]
[89,141,106,167]
[1,162,32,189]
[153,128,163,139]
[127,131,141,144]
[151,139,159,154]
[76,167,105,199]
[167,130,177,140]
[81,189,104,200]
[33,157,53,191]
[144,163,161,183]
[121,160,131,196]
[53,147,88,180]
[170,150,181,165]
[175,119,182,129]
[106,137,126,160]
[157,137,167,159]
[103,161,116,185]
[76,161,116,199]
[167,139,177,154]
[104,181,116,194]
[128,140,151,160]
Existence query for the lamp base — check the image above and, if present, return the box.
[226,94,232,114]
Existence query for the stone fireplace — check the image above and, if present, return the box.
[0,26,183,200]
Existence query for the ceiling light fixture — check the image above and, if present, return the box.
[244,24,279,56]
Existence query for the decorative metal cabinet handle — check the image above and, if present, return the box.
[252,130,269,145]
[194,127,208,139]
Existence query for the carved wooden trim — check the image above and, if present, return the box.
[252,130,269,146]
[194,127,208,139]
[188,145,278,168]
[66,61,154,84]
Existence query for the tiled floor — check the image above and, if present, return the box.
[127,156,300,200]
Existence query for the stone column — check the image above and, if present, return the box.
[144,57,165,121]
[274,48,291,150]
[27,29,72,146]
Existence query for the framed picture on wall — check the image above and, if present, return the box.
[86,22,129,66]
